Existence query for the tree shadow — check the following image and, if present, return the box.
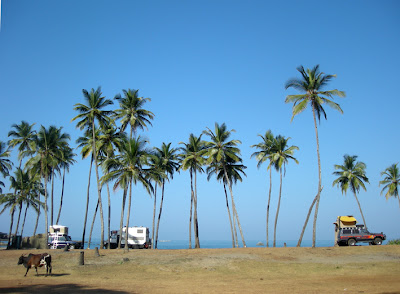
[0,284,132,293]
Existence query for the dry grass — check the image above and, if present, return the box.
[1,245,400,293]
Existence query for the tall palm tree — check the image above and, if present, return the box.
[101,136,153,252]
[380,163,400,208]
[251,130,275,247]
[98,123,124,249]
[332,155,369,228]
[113,89,154,138]
[72,86,114,247]
[0,141,13,193]
[206,157,247,248]
[203,123,246,247]
[8,121,36,168]
[0,193,18,249]
[56,145,76,225]
[179,134,207,249]
[285,65,346,247]
[269,135,299,247]
[154,143,180,249]
[25,125,67,246]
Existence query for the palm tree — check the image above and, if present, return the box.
[285,65,346,247]
[72,86,114,247]
[251,130,275,247]
[154,143,180,249]
[97,123,124,249]
[269,135,299,247]
[203,123,246,247]
[25,125,67,246]
[8,121,36,168]
[206,157,247,247]
[113,89,154,138]
[179,134,207,249]
[0,193,18,248]
[56,145,76,225]
[101,137,153,251]
[380,163,400,208]
[0,141,13,193]
[332,155,369,228]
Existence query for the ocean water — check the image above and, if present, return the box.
[76,238,339,250]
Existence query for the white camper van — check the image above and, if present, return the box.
[109,226,151,249]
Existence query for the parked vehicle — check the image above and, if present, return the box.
[334,216,386,246]
[48,225,82,249]
[107,226,151,249]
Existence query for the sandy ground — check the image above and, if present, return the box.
[0,245,400,294]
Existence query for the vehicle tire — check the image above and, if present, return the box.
[69,244,75,250]
[373,237,383,245]
[347,239,356,246]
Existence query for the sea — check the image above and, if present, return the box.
[75,238,342,250]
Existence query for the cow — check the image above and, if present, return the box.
[17,253,52,277]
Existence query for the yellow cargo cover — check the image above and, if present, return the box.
[338,216,357,226]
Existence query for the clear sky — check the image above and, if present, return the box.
[1,0,399,246]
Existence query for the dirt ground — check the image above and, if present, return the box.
[0,245,400,294]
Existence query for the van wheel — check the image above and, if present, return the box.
[347,239,356,246]
[373,238,382,245]
[69,245,75,250]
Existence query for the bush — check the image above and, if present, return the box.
[387,239,400,245]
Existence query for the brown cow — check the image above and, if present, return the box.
[17,253,52,277]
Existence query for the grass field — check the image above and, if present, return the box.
[1,245,400,293]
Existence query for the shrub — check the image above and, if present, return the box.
[387,239,400,245]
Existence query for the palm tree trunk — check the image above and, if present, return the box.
[118,187,127,249]
[106,182,111,249]
[124,180,133,252]
[194,170,200,248]
[92,121,104,247]
[312,106,322,248]
[81,155,93,249]
[88,199,99,249]
[152,184,157,250]
[266,168,272,247]
[354,193,367,228]
[155,180,165,249]
[273,169,283,247]
[297,186,323,247]
[14,202,23,239]
[20,205,29,248]
[223,166,246,248]
[51,170,55,227]
[188,171,193,249]
[56,166,66,225]
[223,183,235,248]
[43,175,49,249]
[7,207,15,249]
[33,203,40,236]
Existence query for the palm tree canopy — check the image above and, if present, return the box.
[76,128,101,160]
[207,156,247,185]
[269,135,299,173]
[332,155,369,195]
[380,163,400,200]
[0,141,13,177]
[153,142,180,182]
[72,87,114,130]
[179,133,207,174]
[285,65,346,122]
[8,121,36,162]
[113,89,154,135]
[101,137,153,194]
[203,123,242,165]
[250,130,275,169]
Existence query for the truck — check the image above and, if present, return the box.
[334,216,386,246]
[107,226,151,249]
[48,225,83,249]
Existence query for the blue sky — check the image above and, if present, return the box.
[1,0,399,246]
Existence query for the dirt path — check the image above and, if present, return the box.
[1,246,400,293]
